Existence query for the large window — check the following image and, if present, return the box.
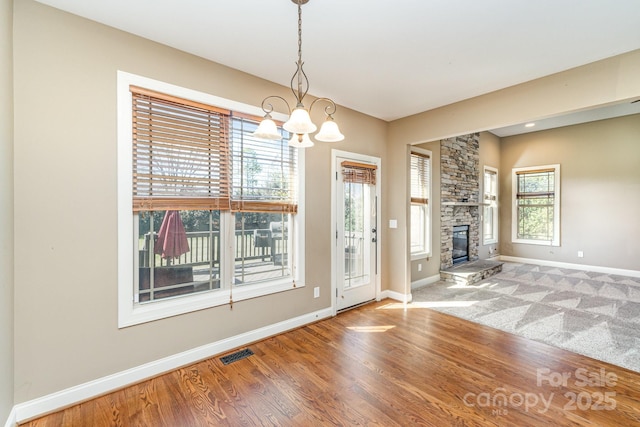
[410,149,431,258]
[483,166,498,245]
[118,72,304,327]
[511,164,560,246]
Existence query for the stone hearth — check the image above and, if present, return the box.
[440,260,504,286]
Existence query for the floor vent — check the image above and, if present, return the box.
[220,348,254,365]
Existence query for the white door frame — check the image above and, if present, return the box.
[331,149,382,315]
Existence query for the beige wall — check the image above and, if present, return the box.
[390,49,640,296]
[8,0,640,413]
[12,0,387,402]
[500,114,640,269]
[1,0,14,420]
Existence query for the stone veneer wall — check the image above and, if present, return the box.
[440,133,480,269]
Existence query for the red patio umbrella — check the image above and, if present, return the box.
[154,210,190,261]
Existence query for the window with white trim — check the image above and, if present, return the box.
[410,149,431,257]
[511,164,560,246]
[117,72,304,327]
[483,166,498,245]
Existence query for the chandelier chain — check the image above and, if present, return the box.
[298,2,303,65]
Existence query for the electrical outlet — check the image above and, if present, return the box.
[418,263,422,272]
[578,251,584,258]
[313,287,320,298]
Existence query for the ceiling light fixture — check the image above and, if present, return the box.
[252,0,344,148]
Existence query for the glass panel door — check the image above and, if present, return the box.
[336,156,377,311]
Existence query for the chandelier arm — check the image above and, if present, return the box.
[289,60,310,105]
[308,97,337,116]
[260,95,292,115]
[289,63,310,106]
[256,0,343,146]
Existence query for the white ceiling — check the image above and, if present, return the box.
[491,101,640,137]
[35,0,640,131]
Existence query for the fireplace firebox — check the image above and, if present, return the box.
[452,225,469,264]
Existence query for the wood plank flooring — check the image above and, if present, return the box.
[22,300,640,426]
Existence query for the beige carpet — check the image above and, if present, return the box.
[412,262,640,373]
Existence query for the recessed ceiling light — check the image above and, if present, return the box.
[525,123,536,128]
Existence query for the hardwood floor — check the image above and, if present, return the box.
[22,300,640,426]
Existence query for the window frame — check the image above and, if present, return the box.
[511,164,560,247]
[117,71,305,328]
[483,166,499,245]
[409,148,432,260]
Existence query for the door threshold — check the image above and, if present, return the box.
[337,298,376,314]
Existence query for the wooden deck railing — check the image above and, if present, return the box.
[142,230,288,268]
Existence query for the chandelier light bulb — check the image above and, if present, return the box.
[288,132,314,148]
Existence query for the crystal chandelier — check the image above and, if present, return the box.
[252,0,344,148]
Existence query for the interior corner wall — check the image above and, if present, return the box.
[12,0,387,404]
[1,0,14,421]
[389,49,640,294]
[411,131,500,284]
[499,114,640,270]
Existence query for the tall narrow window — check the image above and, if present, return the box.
[410,149,431,257]
[483,166,498,245]
[230,115,298,285]
[131,87,231,303]
[512,164,560,246]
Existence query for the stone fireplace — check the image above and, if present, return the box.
[440,133,481,270]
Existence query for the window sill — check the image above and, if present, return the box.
[512,238,559,247]
[442,202,490,206]
[119,279,302,328]
[411,252,431,261]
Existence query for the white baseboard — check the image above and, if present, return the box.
[411,273,442,290]
[499,256,640,278]
[4,407,16,427]
[13,307,333,424]
[381,289,412,303]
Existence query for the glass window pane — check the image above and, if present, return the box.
[137,210,221,303]
[518,205,553,240]
[234,212,291,285]
[483,205,494,241]
[343,181,371,288]
[410,204,426,253]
